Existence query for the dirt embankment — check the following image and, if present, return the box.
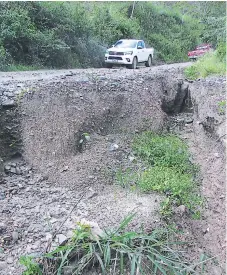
[0,64,226,275]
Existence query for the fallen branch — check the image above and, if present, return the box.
[216,133,226,142]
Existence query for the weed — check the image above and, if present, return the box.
[217,100,226,115]
[17,88,30,103]
[115,167,139,189]
[20,214,208,274]
[19,256,42,275]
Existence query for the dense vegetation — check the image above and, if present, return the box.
[0,1,226,71]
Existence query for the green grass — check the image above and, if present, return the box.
[184,51,226,80]
[131,132,202,219]
[133,132,194,173]
[20,214,208,275]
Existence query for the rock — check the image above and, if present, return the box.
[63,266,74,275]
[4,165,11,172]
[32,240,41,250]
[12,231,19,242]
[18,183,24,189]
[65,73,73,77]
[210,266,225,275]
[10,167,16,174]
[4,92,14,97]
[109,143,119,151]
[202,227,209,234]
[55,234,68,244]
[0,262,7,270]
[7,257,14,264]
[45,233,52,241]
[42,174,49,181]
[1,99,16,107]
[15,167,21,175]
[84,135,90,141]
[128,156,135,162]
[87,192,98,199]
[0,192,5,200]
[61,166,69,172]
[185,118,193,124]
[175,205,186,215]
[0,223,7,234]
[214,153,220,158]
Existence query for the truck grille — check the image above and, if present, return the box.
[109,51,124,56]
[108,56,123,60]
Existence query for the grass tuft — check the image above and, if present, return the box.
[20,214,207,274]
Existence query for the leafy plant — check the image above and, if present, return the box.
[217,100,226,115]
[19,256,42,275]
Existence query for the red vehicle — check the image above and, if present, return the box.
[188,44,213,60]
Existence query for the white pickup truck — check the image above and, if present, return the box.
[104,39,154,69]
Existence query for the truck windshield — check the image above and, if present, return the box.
[196,46,209,50]
[114,40,137,48]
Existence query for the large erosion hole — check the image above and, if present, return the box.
[0,72,193,184]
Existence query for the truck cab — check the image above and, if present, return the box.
[105,39,154,69]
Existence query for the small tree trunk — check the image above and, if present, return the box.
[130,1,136,19]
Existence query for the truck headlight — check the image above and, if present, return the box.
[124,51,133,55]
[105,50,109,54]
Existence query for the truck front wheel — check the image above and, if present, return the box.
[145,55,152,67]
[128,57,137,69]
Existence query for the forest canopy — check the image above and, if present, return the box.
[0,1,226,70]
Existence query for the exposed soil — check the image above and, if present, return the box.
[0,64,226,275]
